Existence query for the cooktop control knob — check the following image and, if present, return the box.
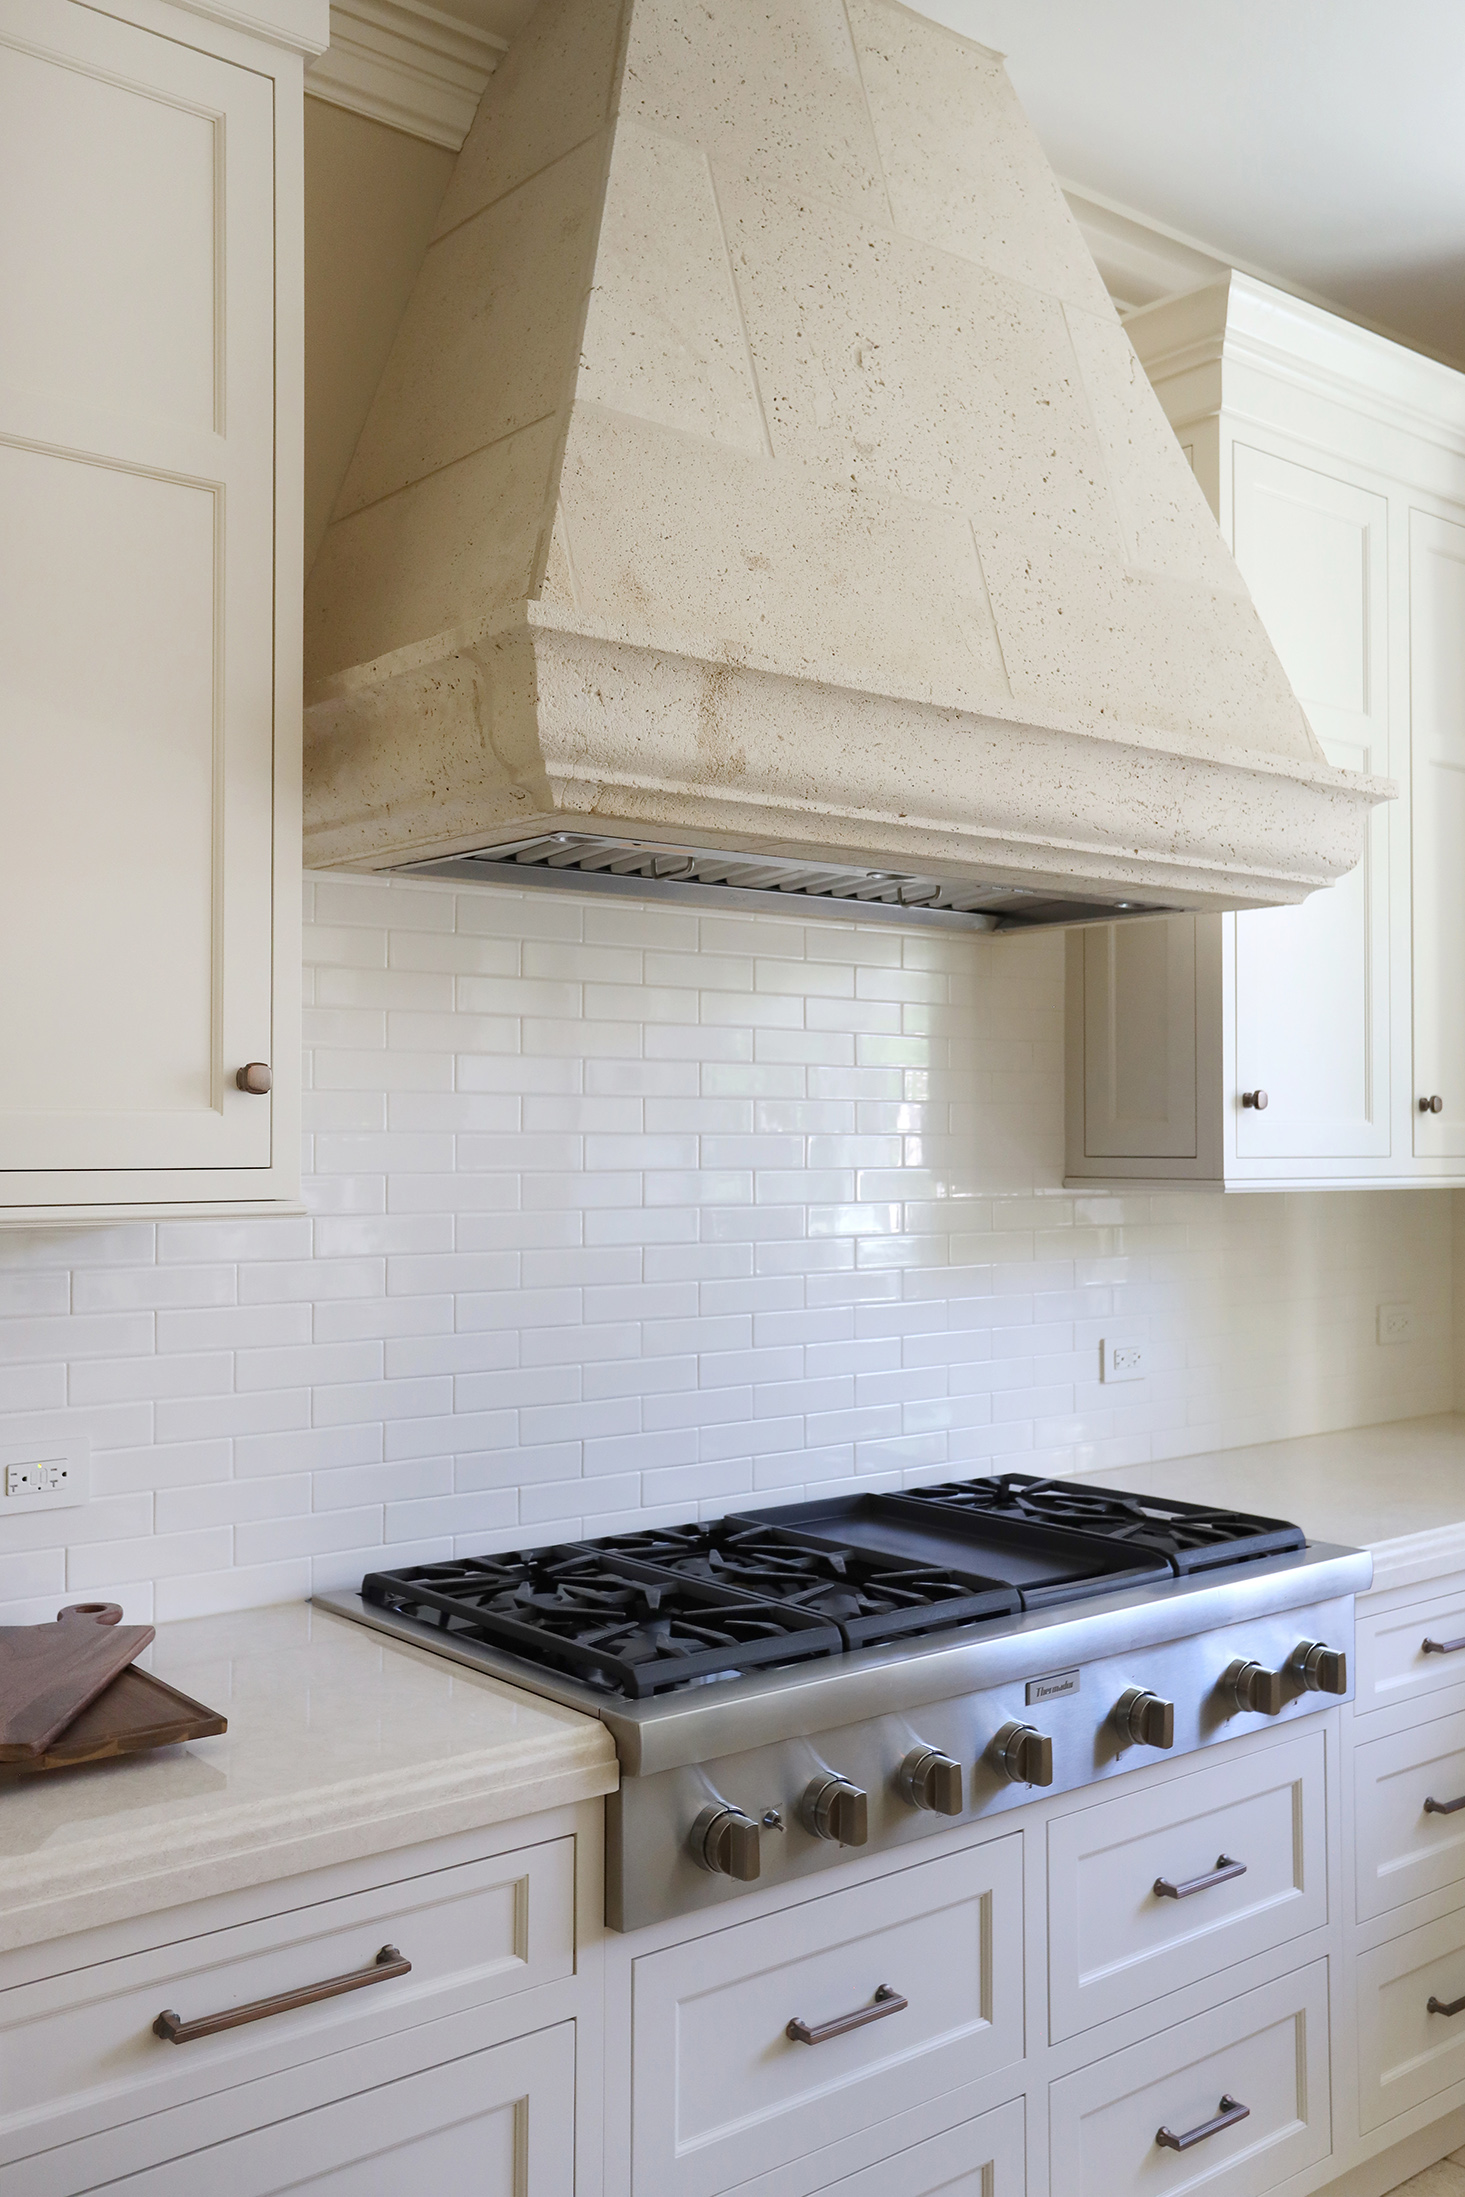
[1290,1639,1348,1695]
[990,1721,1054,1787]
[1225,1658,1287,1716]
[802,1774,869,1846]
[691,1804,761,1881]
[1116,1686,1175,1749]
[899,1745,964,1816]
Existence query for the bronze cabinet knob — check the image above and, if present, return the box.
[1421,1094,1445,1113]
[236,1063,273,1095]
[1241,1089,1268,1110]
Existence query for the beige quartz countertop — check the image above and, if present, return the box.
[0,1601,617,1959]
[1087,1412,1465,1595]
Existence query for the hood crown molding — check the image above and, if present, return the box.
[303,0,1385,914]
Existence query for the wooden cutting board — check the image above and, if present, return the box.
[7,1664,226,1773]
[0,1603,156,1761]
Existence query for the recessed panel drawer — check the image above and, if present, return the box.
[809,2096,1024,2197]
[631,1836,1022,2197]
[1358,1905,1465,2130]
[0,1835,573,2158]
[1355,1705,1465,1921]
[1049,1961,1331,2197]
[1357,1584,1465,1719]
[1047,1732,1326,2041]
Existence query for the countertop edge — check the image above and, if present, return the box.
[1365,1517,1465,1597]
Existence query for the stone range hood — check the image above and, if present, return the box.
[302,0,1388,927]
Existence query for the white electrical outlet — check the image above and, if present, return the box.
[0,1437,89,1513]
[1377,1303,1417,1345]
[1101,1340,1147,1383]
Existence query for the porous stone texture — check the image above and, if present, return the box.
[304,0,1384,906]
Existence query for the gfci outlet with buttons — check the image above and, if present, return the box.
[1101,1340,1147,1382]
[0,1436,89,1513]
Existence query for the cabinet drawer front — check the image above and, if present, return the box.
[631,1836,1022,2197]
[810,2096,1024,2197]
[1357,1586,1465,1718]
[1048,1732,1326,2041]
[48,2019,576,2197]
[1355,1705,1465,1921]
[1358,1904,1465,2130]
[0,1836,573,2150]
[1049,1962,1331,2197]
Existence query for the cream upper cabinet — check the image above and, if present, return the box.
[0,0,323,1221]
[1067,272,1465,1188]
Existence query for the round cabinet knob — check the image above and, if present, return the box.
[899,1745,964,1816]
[1421,1094,1445,1114]
[1290,1640,1348,1696]
[801,1774,869,1846]
[1241,1089,1268,1110]
[990,1721,1054,1788]
[1225,1658,1287,1716]
[236,1063,273,1095]
[1116,1686,1175,1749]
[691,1804,761,1881]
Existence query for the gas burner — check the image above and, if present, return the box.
[900,1473,1306,1572]
[362,1547,845,1697]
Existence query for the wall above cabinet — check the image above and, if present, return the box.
[1067,273,1465,1191]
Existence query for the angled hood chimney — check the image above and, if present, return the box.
[301,0,1385,927]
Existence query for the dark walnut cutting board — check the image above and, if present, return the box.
[0,1602,156,1761]
[8,1664,227,1772]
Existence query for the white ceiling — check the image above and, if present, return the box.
[919,0,1465,367]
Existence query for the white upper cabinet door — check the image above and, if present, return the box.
[1410,507,1465,1157]
[1230,446,1391,1160]
[0,0,277,1179]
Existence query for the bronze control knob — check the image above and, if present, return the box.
[1241,1089,1268,1110]
[236,1063,273,1094]
[691,1804,761,1881]
[1116,1686,1175,1749]
[1421,1095,1445,1113]
[802,1774,869,1846]
[898,1745,964,1816]
[990,1721,1054,1787]
[1225,1658,1287,1716]
[1290,1640,1348,1695]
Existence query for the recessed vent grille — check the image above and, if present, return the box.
[400,835,1166,932]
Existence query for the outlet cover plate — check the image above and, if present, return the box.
[0,1436,89,1514]
[1377,1303,1417,1345]
[1101,1340,1147,1383]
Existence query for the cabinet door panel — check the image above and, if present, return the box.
[0,1,276,1178]
[1082,916,1198,1158]
[1231,447,1390,1158]
[1411,507,1465,1156]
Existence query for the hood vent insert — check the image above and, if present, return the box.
[402,835,1168,932]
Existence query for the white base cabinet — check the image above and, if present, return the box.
[1066,273,1465,1190]
[0,0,323,1221]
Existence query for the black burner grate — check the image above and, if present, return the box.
[899,1473,1305,1572]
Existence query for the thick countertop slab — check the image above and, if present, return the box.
[0,1602,617,1959]
[1088,1412,1465,1596]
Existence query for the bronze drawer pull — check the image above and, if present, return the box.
[1429,1991,1465,2017]
[1156,2094,1251,2151]
[154,1944,410,2044]
[1155,1854,1247,1901]
[1425,1795,1465,1816]
[1423,1635,1465,1656]
[787,1984,908,2046]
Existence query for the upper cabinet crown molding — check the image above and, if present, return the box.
[157,0,330,53]
[305,0,504,147]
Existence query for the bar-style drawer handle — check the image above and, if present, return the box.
[787,1984,908,2046]
[1157,2094,1250,2152]
[1429,1991,1465,2017]
[1426,1795,1465,1816]
[1155,1854,1247,1901]
[154,1944,410,2044]
[1423,1635,1465,1656]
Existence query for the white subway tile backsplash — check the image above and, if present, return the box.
[0,869,1453,1614]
